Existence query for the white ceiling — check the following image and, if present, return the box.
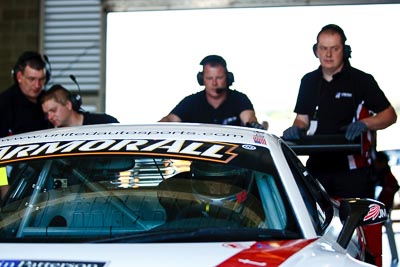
[103,0,400,12]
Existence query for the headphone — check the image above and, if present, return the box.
[197,55,234,86]
[69,75,82,112]
[12,51,52,84]
[312,24,352,60]
[69,92,82,112]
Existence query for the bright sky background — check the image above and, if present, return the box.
[106,4,400,150]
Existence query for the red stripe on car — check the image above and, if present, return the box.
[217,239,316,267]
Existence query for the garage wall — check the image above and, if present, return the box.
[0,0,41,91]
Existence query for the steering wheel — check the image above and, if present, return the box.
[175,203,244,225]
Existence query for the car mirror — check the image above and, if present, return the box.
[337,198,387,249]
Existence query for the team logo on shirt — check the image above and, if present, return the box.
[335,92,352,99]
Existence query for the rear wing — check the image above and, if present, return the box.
[284,135,362,155]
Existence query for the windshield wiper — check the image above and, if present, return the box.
[94,225,300,243]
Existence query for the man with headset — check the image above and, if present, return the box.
[0,51,52,137]
[41,84,119,127]
[159,55,265,129]
[282,24,397,266]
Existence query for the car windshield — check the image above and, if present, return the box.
[0,149,300,243]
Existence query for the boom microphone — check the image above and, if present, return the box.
[69,75,82,95]
[69,74,82,110]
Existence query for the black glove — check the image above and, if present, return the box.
[282,126,305,140]
[345,121,367,141]
[246,121,265,130]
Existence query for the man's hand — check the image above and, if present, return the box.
[246,121,265,130]
[345,121,368,141]
[282,126,305,140]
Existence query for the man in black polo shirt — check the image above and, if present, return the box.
[282,24,397,266]
[0,51,51,137]
[283,24,397,198]
[159,55,264,129]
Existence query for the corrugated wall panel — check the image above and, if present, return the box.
[43,0,102,100]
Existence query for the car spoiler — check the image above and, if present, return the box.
[284,135,362,155]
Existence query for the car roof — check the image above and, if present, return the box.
[0,123,278,165]
[0,123,273,147]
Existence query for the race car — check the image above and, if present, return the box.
[0,123,386,266]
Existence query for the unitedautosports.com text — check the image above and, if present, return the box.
[0,130,244,143]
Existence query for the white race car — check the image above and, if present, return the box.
[0,123,386,266]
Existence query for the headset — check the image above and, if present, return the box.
[69,92,82,112]
[69,75,82,112]
[312,24,352,60]
[12,51,52,84]
[197,55,234,86]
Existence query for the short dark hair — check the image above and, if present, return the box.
[317,24,347,45]
[14,51,47,73]
[41,84,71,106]
[200,55,228,70]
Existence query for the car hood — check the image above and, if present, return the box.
[0,239,373,267]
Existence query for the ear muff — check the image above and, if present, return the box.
[197,72,203,85]
[343,44,352,60]
[197,55,235,86]
[68,74,83,112]
[69,93,82,112]
[12,51,51,84]
[313,43,352,60]
[312,43,318,57]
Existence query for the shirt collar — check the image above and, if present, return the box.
[318,61,351,80]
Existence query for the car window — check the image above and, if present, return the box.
[0,153,301,242]
[280,142,333,234]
